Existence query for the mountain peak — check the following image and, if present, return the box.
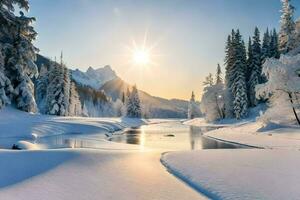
[71,65,118,89]
[87,66,95,73]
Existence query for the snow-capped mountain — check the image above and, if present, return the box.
[71,66,192,118]
[35,54,198,118]
[71,65,117,89]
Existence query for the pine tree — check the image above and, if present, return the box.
[279,0,296,54]
[0,44,13,109]
[0,1,36,111]
[270,29,280,59]
[203,73,214,86]
[215,64,223,85]
[231,30,248,119]
[188,91,196,119]
[261,28,271,61]
[224,31,235,118]
[126,85,141,118]
[60,52,70,116]
[248,27,262,107]
[45,61,69,116]
[225,30,236,90]
[5,11,39,112]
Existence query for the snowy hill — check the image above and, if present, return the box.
[71,65,117,89]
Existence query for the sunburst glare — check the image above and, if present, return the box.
[133,49,150,65]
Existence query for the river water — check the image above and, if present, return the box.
[32,121,246,150]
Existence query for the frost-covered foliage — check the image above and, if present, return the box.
[0,44,13,109]
[261,29,280,61]
[248,27,262,107]
[256,54,300,124]
[0,0,38,112]
[279,0,296,54]
[187,91,199,119]
[225,29,248,119]
[201,84,225,122]
[45,62,70,116]
[126,85,141,118]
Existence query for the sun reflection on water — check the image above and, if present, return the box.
[140,126,146,151]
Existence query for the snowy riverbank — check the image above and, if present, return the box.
[0,107,150,149]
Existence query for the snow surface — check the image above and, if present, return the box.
[162,149,300,200]
[0,108,206,200]
[166,115,300,200]
[0,149,206,200]
[205,122,300,149]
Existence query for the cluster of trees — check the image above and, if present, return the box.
[36,54,82,116]
[0,1,83,117]
[223,27,279,120]
[0,0,39,112]
[200,0,300,123]
[256,0,300,125]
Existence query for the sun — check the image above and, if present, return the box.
[133,50,150,65]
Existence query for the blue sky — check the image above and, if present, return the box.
[28,0,300,100]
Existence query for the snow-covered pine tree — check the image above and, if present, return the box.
[60,52,70,116]
[270,29,280,59]
[0,44,13,109]
[126,85,141,118]
[231,30,248,119]
[45,61,69,116]
[69,81,82,116]
[224,31,235,118]
[215,64,223,85]
[203,73,214,86]
[248,27,262,107]
[5,11,39,112]
[279,0,296,54]
[246,37,253,81]
[261,28,271,62]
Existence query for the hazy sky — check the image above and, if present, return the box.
[28,0,300,100]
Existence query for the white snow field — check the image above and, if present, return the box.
[0,108,206,200]
[0,150,206,200]
[162,117,300,200]
[162,149,300,200]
